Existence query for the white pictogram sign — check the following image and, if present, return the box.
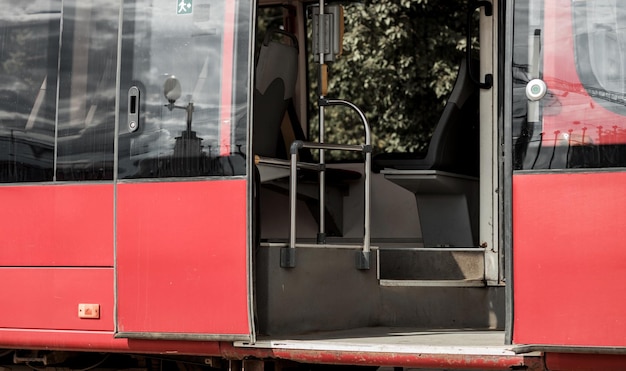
[177,0,192,14]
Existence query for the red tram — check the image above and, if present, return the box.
[1,0,626,370]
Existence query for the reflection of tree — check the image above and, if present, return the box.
[2,29,26,70]
[0,14,60,182]
[2,28,46,88]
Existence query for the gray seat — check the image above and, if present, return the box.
[372,59,479,176]
[374,60,480,247]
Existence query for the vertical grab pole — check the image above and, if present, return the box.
[324,99,372,269]
[318,106,326,243]
[364,149,371,254]
[317,0,327,244]
[359,110,372,269]
[289,146,298,250]
[354,103,372,268]
[281,141,301,268]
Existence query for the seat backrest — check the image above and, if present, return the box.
[253,29,298,158]
[421,58,479,175]
[372,59,479,175]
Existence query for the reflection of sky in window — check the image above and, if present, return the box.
[572,0,626,115]
[1,0,61,20]
[0,0,61,181]
[0,0,60,134]
[133,0,224,150]
[1,0,251,180]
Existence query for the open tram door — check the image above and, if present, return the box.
[510,0,626,353]
[114,0,255,341]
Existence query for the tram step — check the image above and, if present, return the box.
[378,247,485,282]
[256,244,501,335]
[379,278,485,287]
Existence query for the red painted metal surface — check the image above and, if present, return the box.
[116,179,250,337]
[0,184,113,266]
[0,329,545,371]
[220,343,544,370]
[546,352,626,371]
[0,329,221,355]
[0,268,113,331]
[513,172,626,346]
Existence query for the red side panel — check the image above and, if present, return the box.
[546,353,626,371]
[0,184,113,266]
[513,172,626,346]
[116,179,250,337]
[0,268,113,331]
[0,329,223,355]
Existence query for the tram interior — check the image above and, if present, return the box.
[252,1,504,340]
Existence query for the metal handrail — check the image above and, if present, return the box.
[285,98,372,269]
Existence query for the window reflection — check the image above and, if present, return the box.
[513,0,626,170]
[0,0,251,183]
[118,0,250,179]
[0,1,59,182]
[55,0,119,181]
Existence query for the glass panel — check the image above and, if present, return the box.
[513,0,626,170]
[0,1,60,182]
[55,0,120,181]
[118,0,251,179]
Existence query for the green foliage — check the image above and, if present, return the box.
[308,0,469,159]
[256,7,286,56]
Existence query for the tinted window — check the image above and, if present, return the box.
[513,0,626,170]
[0,0,119,182]
[56,0,119,181]
[117,0,251,179]
[0,1,60,182]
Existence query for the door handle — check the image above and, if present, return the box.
[466,0,493,89]
[128,86,140,132]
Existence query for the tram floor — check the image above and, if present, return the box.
[237,327,516,356]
